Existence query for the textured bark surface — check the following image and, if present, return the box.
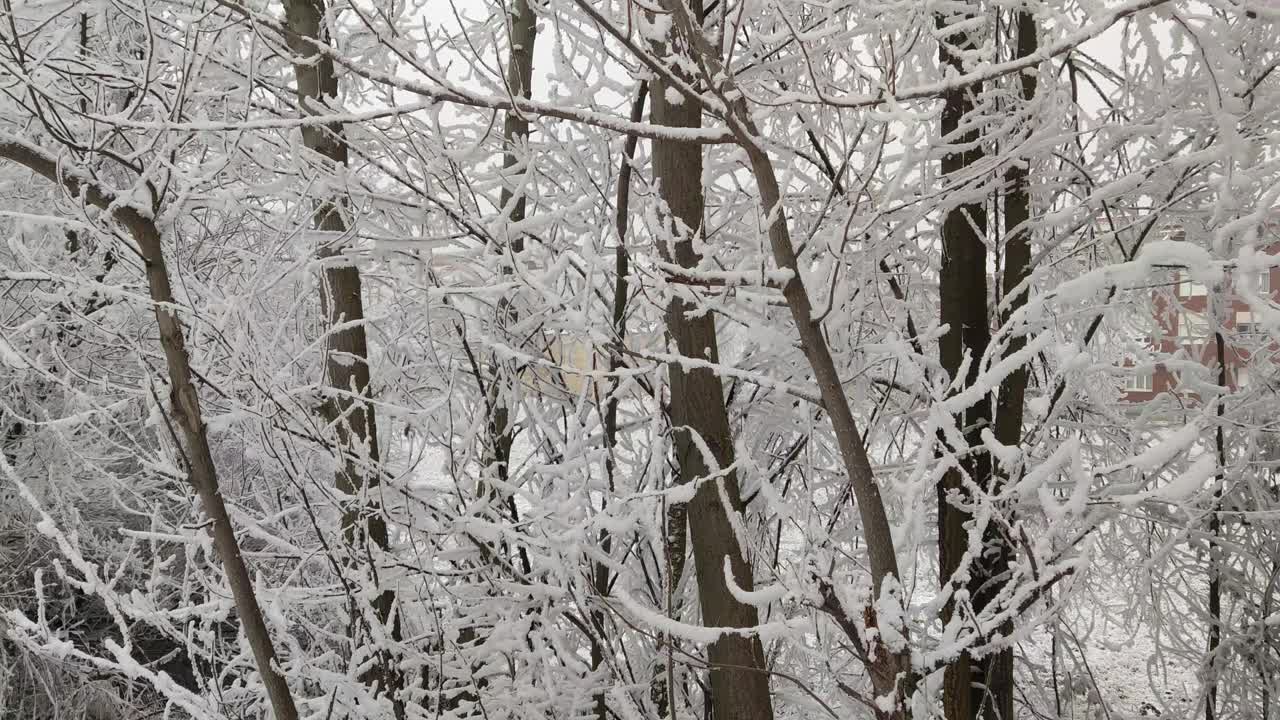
[0,139,301,720]
[446,2,540,714]
[283,0,386,548]
[988,11,1040,720]
[281,0,400,705]
[994,9,1038,465]
[647,0,910,713]
[936,5,1011,718]
[498,0,537,248]
[1208,322,1226,720]
[650,8,776,717]
[740,139,910,716]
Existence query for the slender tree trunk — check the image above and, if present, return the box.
[1208,317,1226,720]
[740,137,910,715]
[596,81,648,720]
[984,7,1041,720]
[488,0,538,490]
[444,2,540,714]
[143,226,303,720]
[0,140,301,720]
[935,4,1012,719]
[148,233,301,720]
[280,0,401,707]
[650,5,775,717]
[498,0,537,247]
[994,0,1038,456]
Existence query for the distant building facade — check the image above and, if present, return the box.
[1120,236,1279,403]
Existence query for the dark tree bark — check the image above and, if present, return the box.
[936,6,989,719]
[987,9,1040,719]
[640,0,912,713]
[597,81,647,720]
[936,4,1018,719]
[649,4,776,717]
[994,0,1038,460]
[1208,318,1226,720]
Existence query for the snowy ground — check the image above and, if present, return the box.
[1016,569,1202,720]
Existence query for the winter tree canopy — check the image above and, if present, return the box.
[0,0,1277,719]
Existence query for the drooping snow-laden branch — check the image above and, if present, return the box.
[198,0,1177,152]
[764,0,1174,108]
[210,0,736,145]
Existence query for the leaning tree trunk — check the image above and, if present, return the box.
[141,223,303,720]
[645,0,913,712]
[994,0,1038,468]
[649,4,776,718]
[0,138,301,720]
[280,0,401,706]
[936,4,1013,719]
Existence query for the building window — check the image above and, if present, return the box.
[1177,271,1208,297]
[1236,310,1257,334]
[1237,366,1251,388]
[1234,269,1271,294]
[1124,369,1154,392]
[1179,311,1211,341]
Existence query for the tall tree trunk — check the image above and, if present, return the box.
[994,0,1038,457]
[280,0,401,706]
[650,4,775,718]
[488,0,537,490]
[1208,310,1227,720]
[985,7,1040,720]
[0,139,301,720]
[935,4,1011,719]
[446,2,540,713]
[645,0,911,712]
[597,81,648,720]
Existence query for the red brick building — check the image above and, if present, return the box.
[1119,242,1278,403]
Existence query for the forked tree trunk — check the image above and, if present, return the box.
[650,4,776,718]
[0,139,301,720]
[280,0,401,706]
[647,0,911,713]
